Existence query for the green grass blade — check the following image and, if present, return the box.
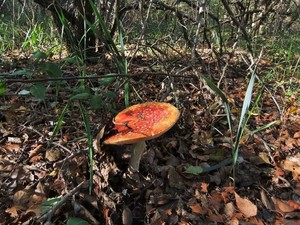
[124,82,130,107]
[0,80,7,95]
[79,102,94,194]
[86,0,128,106]
[198,73,233,134]
[49,101,70,146]
[232,72,256,166]
[118,21,129,106]
[87,0,121,60]
[249,120,279,136]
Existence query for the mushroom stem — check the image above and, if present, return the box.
[128,141,146,172]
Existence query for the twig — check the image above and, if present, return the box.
[1,72,192,84]
[39,180,87,223]
[52,141,72,154]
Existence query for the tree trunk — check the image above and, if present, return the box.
[33,0,96,54]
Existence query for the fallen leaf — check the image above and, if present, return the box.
[210,192,223,211]
[93,125,106,153]
[287,200,300,209]
[283,154,300,180]
[167,166,185,189]
[224,202,235,218]
[28,144,43,158]
[13,188,33,209]
[5,206,18,218]
[122,205,133,225]
[208,211,224,223]
[200,182,209,193]
[7,136,22,143]
[189,203,203,214]
[29,154,43,163]
[271,197,295,213]
[3,143,20,152]
[234,192,257,218]
[294,131,300,138]
[258,152,271,164]
[281,219,300,225]
[45,148,61,162]
[227,217,239,225]
[260,189,274,210]
[249,216,265,225]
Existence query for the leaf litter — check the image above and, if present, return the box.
[0,53,300,224]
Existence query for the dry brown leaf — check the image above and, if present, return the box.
[283,154,300,180]
[281,219,300,225]
[210,192,223,211]
[26,204,42,216]
[249,217,265,225]
[5,206,18,218]
[93,125,106,153]
[189,203,203,215]
[271,197,295,213]
[50,178,66,193]
[3,143,20,152]
[224,202,235,218]
[194,188,201,199]
[258,152,271,164]
[29,154,43,163]
[167,166,185,189]
[224,186,235,193]
[287,200,300,209]
[260,189,274,210]
[209,212,224,223]
[7,136,22,143]
[13,188,33,209]
[200,182,209,193]
[28,144,43,158]
[294,131,300,139]
[178,220,190,225]
[221,191,230,203]
[234,192,257,218]
[45,148,61,162]
[227,217,239,225]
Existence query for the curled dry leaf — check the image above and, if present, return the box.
[28,144,43,158]
[260,189,274,210]
[93,125,106,153]
[234,192,257,218]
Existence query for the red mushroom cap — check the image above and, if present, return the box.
[104,102,180,145]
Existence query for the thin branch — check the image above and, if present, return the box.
[220,0,253,55]
[1,72,193,84]
[39,180,87,223]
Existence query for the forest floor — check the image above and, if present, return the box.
[0,50,300,225]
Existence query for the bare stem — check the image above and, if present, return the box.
[128,141,146,172]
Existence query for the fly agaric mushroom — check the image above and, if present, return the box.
[104,102,180,172]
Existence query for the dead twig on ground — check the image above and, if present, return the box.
[38,180,87,223]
